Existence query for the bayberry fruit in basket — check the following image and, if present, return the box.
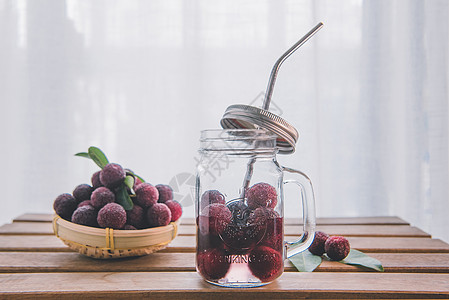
[97,203,127,229]
[78,200,92,208]
[247,183,277,209]
[90,187,115,209]
[135,183,159,207]
[123,224,137,230]
[71,205,98,227]
[146,203,172,227]
[200,190,225,211]
[126,204,145,229]
[199,203,232,236]
[53,193,78,221]
[133,177,143,189]
[165,200,182,222]
[100,163,126,188]
[248,245,283,282]
[197,248,230,280]
[91,171,103,189]
[156,184,173,203]
[309,231,330,256]
[325,236,350,261]
[72,184,93,202]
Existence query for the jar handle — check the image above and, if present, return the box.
[282,166,316,258]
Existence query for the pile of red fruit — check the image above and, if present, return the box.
[309,231,351,261]
[53,148,182,230]
[196,182,283,283]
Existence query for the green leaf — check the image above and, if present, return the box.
[289,250,322,272]
[133,173,145,183]
[115,184,134,211]
[340,249,384,272]
[88,146,109,169]
[124,175,135,195]
[74,152,90,159]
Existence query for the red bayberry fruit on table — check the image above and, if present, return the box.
[90,187,115,209]
[72,184,94,202]
[248,245,283,282]
[91,171,103,189]
[71,205,98,227]
[200,190,225,211]
[156,184,173,203]
[146,203,172,227]
[135,183,159,207]
[247,183,277,209]
[325,236,350,261]
[53,193,78,221]
[309,231,330,256]
[197,248,230,280]
[100,163,126,188]
[165,200,182,222]
[97,203,127,229]
[199,203,232,236]
[126,204,145,229]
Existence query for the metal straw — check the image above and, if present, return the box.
[262,22,323,110]
[240,22,324,199]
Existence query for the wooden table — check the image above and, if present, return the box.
[0,214,448,299]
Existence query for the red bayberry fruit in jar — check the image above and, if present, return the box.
[135,183,159,207]
[100,163,126,188]
[199,203,232,236]
[200,190,225,211]
[53,193,78,221]
[72,184,94,202]
[71,205,98,227]
[248,207,282,251]
[97,203,127,229]
[90,187,115,209]
[156,184,173,203]
[197,248,230,280]
[248,245,283,282]
[247,183,277,209]
[325,236,350,261]
[146,203,172,227]
[309,231,330,256]
[165,200,182,222]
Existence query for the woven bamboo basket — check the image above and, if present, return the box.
[52,215,179,259]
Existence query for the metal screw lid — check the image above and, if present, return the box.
[220,104,299,154]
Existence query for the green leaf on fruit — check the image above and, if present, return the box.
[115,184,134,211]
[340,249,384,272]
[74,152,90,159]
[124,175,135,195]
[88,146,109,169]
[289,250,322,272]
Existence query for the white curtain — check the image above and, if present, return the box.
[1,0,448,242]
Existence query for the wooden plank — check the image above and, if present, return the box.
[13,214,410,226]
[0,222,430,238]
[0,272,448,298]
[0,235,448,253]
[0,252,448,274]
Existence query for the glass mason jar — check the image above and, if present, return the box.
[195,129,316,287]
